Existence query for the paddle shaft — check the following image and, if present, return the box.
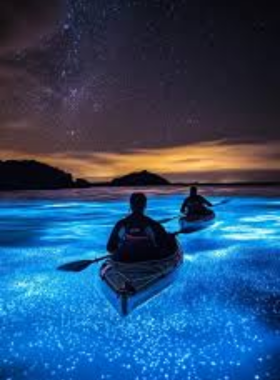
[60,199,229,271]
[159,199,229,224]
[91,254,111,264]
[172,229,189,237]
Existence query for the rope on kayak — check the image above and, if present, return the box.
[103,250,182,294]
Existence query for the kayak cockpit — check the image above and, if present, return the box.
[100,246,183,316]
[179,211,216,233]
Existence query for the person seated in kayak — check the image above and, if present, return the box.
[107,192,174,262]
[180,186,213,218]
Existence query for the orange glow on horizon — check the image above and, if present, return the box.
[0,140,279,182]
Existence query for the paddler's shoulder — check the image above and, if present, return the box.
[143,214,162,227]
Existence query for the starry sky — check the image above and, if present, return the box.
[0,0,279,182]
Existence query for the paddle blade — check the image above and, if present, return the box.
[57,259,94,272]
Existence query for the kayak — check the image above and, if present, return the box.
[179,210,215,233]
[99,243,183,316]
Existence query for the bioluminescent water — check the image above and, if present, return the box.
[0,187,280,380]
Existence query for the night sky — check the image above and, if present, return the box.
[0,0,279,182]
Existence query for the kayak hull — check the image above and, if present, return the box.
[100,245,183,316]
[179,211,215,233]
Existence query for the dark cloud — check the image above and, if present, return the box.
[0,64,51,124]
[168,170,280,184]
[0,1,279,181]
[0,0,63,53]
[0,63,62,152]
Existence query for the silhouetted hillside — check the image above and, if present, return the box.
[75,178,94,188]
[0,160,75,190]
[1,160,279,191]
[111,170,170,186]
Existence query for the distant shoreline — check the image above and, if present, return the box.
[1,182,280,192]
[0,160,279,191]
[92,182,280,187]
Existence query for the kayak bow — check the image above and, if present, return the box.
[179,211,215,233]
[99,242,183,316]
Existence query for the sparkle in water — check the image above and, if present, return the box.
[0,188,279,380]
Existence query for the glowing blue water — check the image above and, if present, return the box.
[0,187,280,380]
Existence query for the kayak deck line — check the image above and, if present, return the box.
[102,251,182,294]
[179,211,216,233]
[99,246,184,316]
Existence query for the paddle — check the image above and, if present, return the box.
[57,254,111,272]
[59,199,230,273]
[158,215,183,224]
[212,199,230,207]
[158,199,230,224]
[58,225,196,273]
[172,229,188,236]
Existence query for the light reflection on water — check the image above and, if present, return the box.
[0,187,280,380]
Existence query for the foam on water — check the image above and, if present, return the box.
[0,187,280,380]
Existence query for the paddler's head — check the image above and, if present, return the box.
[130,192,147,214]
[190,186,198,196]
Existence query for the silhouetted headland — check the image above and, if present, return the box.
[0,160,279,191]
[0,160,91,191]
[111,170,170,186]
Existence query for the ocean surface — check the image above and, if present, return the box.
[0,187,280,380]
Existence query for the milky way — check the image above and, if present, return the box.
[0,1,279,180]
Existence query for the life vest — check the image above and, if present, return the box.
[118,225,156,247]
[114,224,158,262]
[184,197,209,216]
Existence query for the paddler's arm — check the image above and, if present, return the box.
[106,222,121,254]
[200,196,213,207]
[180,198,188,213]
[151,220,171,248]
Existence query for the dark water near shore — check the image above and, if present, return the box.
[0,187,280,380]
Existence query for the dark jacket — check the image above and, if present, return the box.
[107,212,170,261]
[180,195,212,214]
